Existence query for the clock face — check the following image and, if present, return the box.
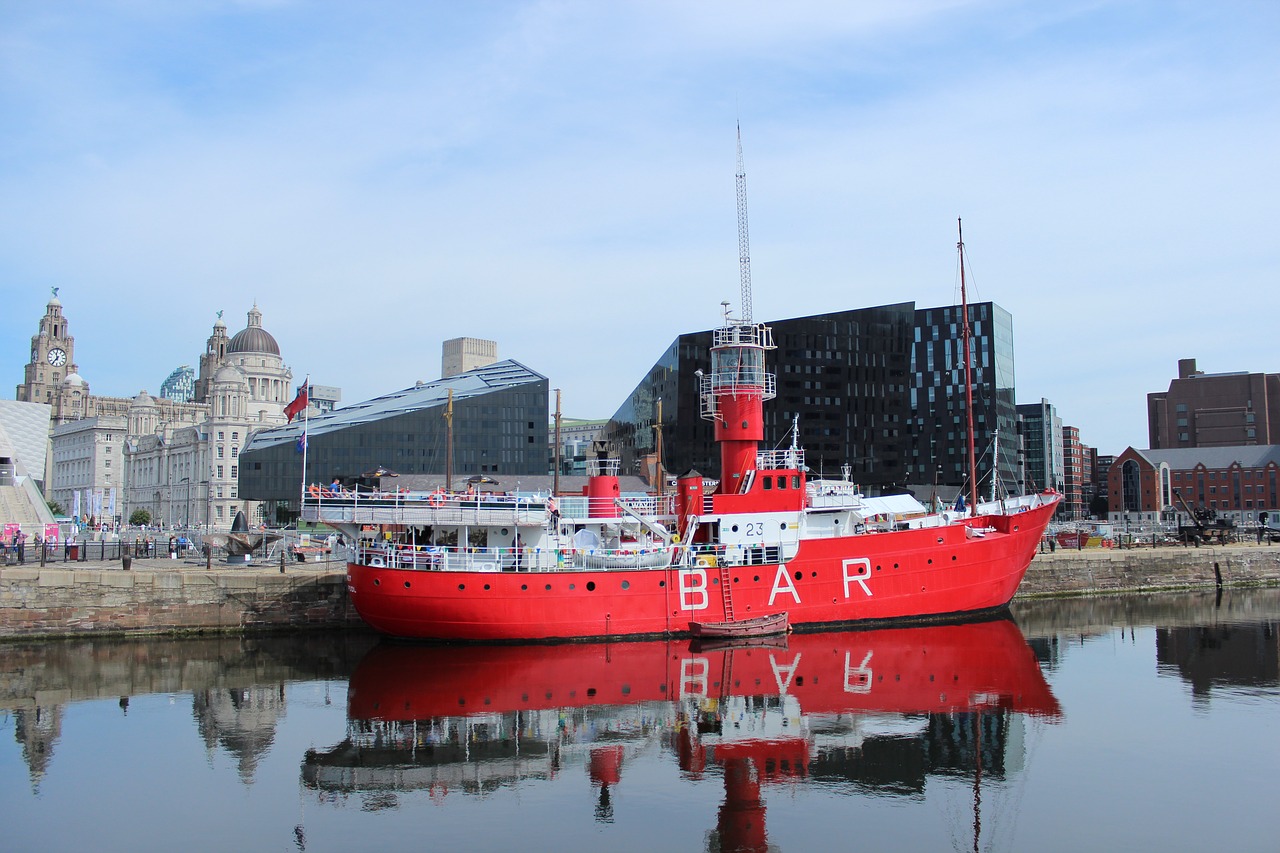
[47,347,67,367]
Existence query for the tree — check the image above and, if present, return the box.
[129,509,152,527]
[47,500,65,516]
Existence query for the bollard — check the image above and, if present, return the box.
[206,549,212,571]
[280,547,286,574]
[122,554,132,571]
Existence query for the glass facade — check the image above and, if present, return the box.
[239,360,548,503]
[606,301,1018,495]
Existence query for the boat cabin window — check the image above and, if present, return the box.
[777,476,788,490]
[763,477,772,491]
[792,475,802,489]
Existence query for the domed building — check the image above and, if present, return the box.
[29,296,302,531]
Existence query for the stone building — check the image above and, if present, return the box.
[16,292,305,529]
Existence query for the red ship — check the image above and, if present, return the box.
[304,166,1058,642]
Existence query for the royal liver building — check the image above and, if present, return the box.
[24,294,298,529]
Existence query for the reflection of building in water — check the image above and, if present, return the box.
[302,704,672,812]
[11,705,64,792]
[1156,622,1280,706]
[193,684,286,783]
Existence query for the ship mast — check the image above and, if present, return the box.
[958,219,978,515]
[699,126,776,494]
[736,123,753,324]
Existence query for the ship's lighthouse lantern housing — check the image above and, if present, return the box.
[699,323,777,421]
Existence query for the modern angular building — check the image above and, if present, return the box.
[605,301,1020,497]
[1016,399,1064,498]
[239,360,548,519]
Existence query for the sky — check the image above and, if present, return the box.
[2,0,1276,456]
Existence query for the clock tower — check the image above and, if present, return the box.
[17,289,89,424]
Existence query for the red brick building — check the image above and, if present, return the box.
[1108,444,1280,526]
[1147,358,1280,449]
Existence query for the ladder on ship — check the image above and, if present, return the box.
[717,561,735,622]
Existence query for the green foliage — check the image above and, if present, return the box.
[47,500,64,516]
[129,509,152,526]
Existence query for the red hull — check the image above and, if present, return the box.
[345,498,1057,642]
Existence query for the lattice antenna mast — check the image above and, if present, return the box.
[736,123,753,324]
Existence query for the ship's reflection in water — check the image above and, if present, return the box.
[303,619,1061,851]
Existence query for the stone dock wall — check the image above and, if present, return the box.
[0,558,364,640]
[1,545,1278,640]
[1017,542,1280,598]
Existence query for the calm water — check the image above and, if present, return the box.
[2,589,1277,853]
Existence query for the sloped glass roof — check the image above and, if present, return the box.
[243,359,546,452]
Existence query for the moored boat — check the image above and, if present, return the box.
[690,611,789,639]
[303,153,1060,642]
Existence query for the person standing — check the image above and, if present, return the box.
[15,530,27,564]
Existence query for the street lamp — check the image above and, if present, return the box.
[180,477,191,528]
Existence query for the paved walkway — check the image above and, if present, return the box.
[3,551,347,574]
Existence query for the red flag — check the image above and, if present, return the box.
[285,385,309,423]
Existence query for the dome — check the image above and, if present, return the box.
[214,364,247,386]
[226,304,280,355]
[63,373,86,387]
[134,390,156,406]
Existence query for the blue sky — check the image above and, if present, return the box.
[2,1,1276,456]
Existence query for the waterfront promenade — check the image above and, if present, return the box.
[1,542,1277,639]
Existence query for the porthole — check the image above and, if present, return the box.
[501,528,509,536]
[753,575,760,582]
[621,581,630,590]
[927,559,933,565]
[484,583,491,590]
[373,578,380,586]
[521,584,528,591]
[893,563,899,568]
[712,577,720,585]
[586,581,596,591]
[659,579,666,588]
[810,572,817,578]
[545,584,552,591]
[780,522,787,530]
[569,583,576,590]
[951,555,957,561]
[732,524,740,533]
[404,581,412,589]
[457,583,464,590]
[794,570,802,580]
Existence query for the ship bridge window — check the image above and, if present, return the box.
[763,478,772,491]
[777,476,787,490]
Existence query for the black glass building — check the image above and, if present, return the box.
[606,302,1019,497]
[240,360,549,508]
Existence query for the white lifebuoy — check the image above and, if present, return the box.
[369,556,385,568]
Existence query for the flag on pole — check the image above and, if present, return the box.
[285,383,309,423]
[296,431,307,454]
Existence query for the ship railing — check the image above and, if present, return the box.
[302,491,547,527]
[803,481,865,510]
[686,543,783,568]
[698,372,777,417]
[712,323,775,350]
[586,458,621,476]
[756,448,805,470]
[356,543,677,572]
[557,494,677,521]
